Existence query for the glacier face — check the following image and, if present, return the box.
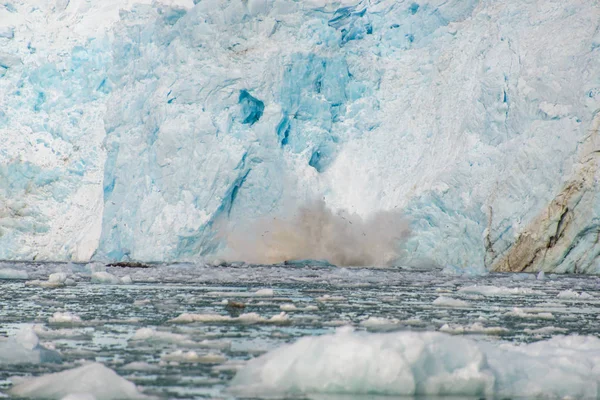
[0,0,599,271]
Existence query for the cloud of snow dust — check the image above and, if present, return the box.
[218,200,410,266]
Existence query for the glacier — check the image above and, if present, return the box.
[0,0,599,272]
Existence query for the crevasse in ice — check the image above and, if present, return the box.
[0,0,599,271]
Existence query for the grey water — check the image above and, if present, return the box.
[1,263,600,399]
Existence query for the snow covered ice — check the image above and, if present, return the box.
[230,328,600,398]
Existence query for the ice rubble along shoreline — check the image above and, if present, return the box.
[230,327,600,398]
[1,0,599,273]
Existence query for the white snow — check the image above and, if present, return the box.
[9,363,147,399]
[230,329,600,398]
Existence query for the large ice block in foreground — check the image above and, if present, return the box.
[1,0,599,271]
[230,327,600,398]
[9,362,146,400]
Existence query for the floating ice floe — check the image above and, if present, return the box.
[279,303,297,311]
[33,325,91,340]
[9,363,147,399]
[432,296,471,308]
[170,312,289,324]
[0,328,61,364]
[91,272,121,285]
[162,350,227,364]
[0,268,28,280]
[122,361,160,371]
[130,328,194,346]
[556,290,594,300]
[230,328,600,398]
[26,273,76,288]
[439,322,509,335]
[524,326,568,335]
[505,307,554,320]
[459,285,543,296]
[359,317,402,329]
[49,312,82,325]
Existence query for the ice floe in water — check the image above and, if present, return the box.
[459,285,543,296]
[9,363,146,399]
[557,290,594,299]
[432,296,471,308]
[230,328,600,398]
[439,323,509,335]
[91,271,121,285]
[0,268,28,280]
[170,312,289,324]
[0,328,61,364]
[49,312,82,325]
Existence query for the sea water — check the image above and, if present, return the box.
[1,262,599,399]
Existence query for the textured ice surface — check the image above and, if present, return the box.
[9,363,146,400]
[230,329,600,398]
[0,328,61,365]
[1,0,599,272]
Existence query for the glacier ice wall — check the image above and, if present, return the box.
[1,0,599,271]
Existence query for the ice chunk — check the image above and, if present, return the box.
[505,307,554,320]
[9,363,147,399]
[230,330,600,398]
[0,328,61,364]
[170,312,289,325]
[459,285,543,296]
[49,312,82,324]
[432,296,470,307]
[49,272,68,284]
[254,288,274,296]
[439,323,509,335]
[162,350,226,364]
[91,272,120,285]
[0,268,28,280]
[130,328,193,345]
[557,290,593,299]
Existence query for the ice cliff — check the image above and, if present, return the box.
[0,0,599,272]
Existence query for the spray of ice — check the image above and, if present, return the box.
[219,200,409,266]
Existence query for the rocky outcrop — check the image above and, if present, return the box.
[490,112,600,273]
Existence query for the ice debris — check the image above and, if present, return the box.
[0,268,28,280]
[432,296,470,308]
[0,328,61,364]
[230,329,600,398]
[9,363,146,399]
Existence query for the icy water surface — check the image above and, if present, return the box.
[1,263,600,399]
